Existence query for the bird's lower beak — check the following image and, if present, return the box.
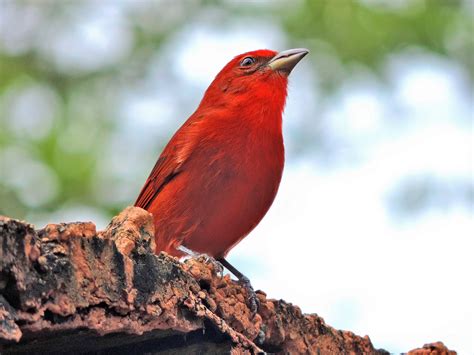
[268,48,309,74]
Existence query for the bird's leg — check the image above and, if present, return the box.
[177,245,224,276]
[177,244,199,257]
[217,258,259,316]
[178,246,258,315]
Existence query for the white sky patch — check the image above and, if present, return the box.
[0,2,45,55]
[388,50,471,124]
[29,204,111,231]
[4,83,58,141]
[327,87,387,147]
[341,92,385,133]
[371,122,471,178]
[119,92,177,132]
[37,4,132,73]
[0,147,59,208]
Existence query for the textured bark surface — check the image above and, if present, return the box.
[0,207,456,354]
[407,342,457,355]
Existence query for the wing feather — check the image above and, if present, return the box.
[134,116,202,209]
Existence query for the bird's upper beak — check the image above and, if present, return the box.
[268,48,309,74]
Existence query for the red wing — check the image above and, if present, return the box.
[134,155,177,209]
[134,117,201,209]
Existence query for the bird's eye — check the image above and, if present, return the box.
[240,57,255,67]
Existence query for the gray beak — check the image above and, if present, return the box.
[268,48,309,74]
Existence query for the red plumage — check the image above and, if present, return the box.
[135,48,308,259]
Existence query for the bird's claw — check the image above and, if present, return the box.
[178,246,224,277]
[195,254,224,277]
[239,275,259,317]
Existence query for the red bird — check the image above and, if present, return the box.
[135,48,308,295]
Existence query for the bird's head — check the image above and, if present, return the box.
[199,48,309,114]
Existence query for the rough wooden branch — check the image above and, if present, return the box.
[0,207,455,354]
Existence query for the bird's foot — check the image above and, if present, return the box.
[177,245,224,276]
[216,257,260,317]
[239,275,259,317]
[196,254,224,277]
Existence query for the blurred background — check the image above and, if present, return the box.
[0,0,472,352]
